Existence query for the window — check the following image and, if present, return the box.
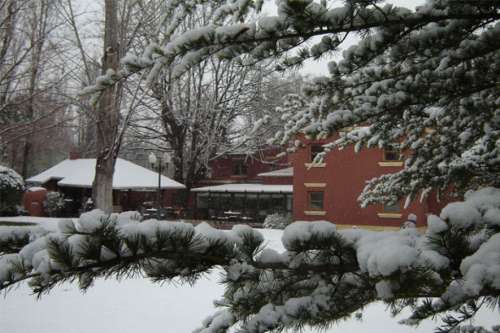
[383,202,401,213]
[270,194,286,212]
[196,193,209,209]
[310,144,323,162]
[384,144,401,161]
[246,194,258,211]
[286,194,293,212]
[308,191,324,210]
[233,194,246,211]
[232,159,247,176]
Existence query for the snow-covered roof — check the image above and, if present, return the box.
[27,158,185,190]
[191,183,292,193]
[258,167,293,177]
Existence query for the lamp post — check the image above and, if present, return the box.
[149,151,171,219]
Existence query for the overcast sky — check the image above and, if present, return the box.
[82,0,426,76]
[259,0,426,75]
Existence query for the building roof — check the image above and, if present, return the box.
[191,183,293,193]
[257,167,293,177]
[27,158,185,190]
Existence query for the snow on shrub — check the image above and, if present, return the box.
[44,191,66,217]
[263,213,292,229]
[0,165,24,216]
[1,188,499,332]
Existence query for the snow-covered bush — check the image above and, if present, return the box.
[0,188,499,332]
[0,165,24,216]
[44,192,66,217]
[263,213,292,229]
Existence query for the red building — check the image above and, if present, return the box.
[191,146,293,222]
[291,133,448,228]
[199,146,290,186]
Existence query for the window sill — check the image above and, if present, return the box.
[304,183,326,188]
[304,163,326,168]
[377,213,402,219]
[378,161,403,167]
[305,210,327,216]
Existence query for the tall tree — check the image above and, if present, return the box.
[0,0,73,177]
[92,0,120,213]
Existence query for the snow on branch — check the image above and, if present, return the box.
[81,0,500,97]
[0,188,499,332]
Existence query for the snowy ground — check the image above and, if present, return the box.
[0,216,63,231]
[0,219,497,333]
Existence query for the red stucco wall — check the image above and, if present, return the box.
[23,188,48,217]
[207,147,289,183]
[259,176,293,185]
[292,135,438,227]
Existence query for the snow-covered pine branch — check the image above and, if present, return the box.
[1,187,499,332]
[266,1,500,205]
[81,0,500,94]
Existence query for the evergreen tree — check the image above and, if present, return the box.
[1,0,499,332]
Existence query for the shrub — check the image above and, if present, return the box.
[263,213,292,230]
[44,191,66,217]
[0,165,24,216]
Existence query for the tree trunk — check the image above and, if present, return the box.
[93,0,119,213]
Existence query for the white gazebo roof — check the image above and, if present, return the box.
[27,158,185,190]
[257,167,293,177]
[191,183,292,193]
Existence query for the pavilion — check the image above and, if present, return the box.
[27,158,185,213]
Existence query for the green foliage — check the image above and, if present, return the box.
[0,166,24,216]
[44,191,66,217]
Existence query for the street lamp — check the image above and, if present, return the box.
[149,151,171,219]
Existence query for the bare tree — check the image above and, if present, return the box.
[56,0,146,211]
[123,2,276,196]
[91,0,120,213]
[0,0,74,177]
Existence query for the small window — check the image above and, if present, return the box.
[384,144,401,161]
[196,193,209,209]
[310,144,323,162]
[232,159,247,176]
[286,194,293,212]
[383,202,401,213]
[308,191,324,210]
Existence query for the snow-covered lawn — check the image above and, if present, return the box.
[0,216,64,231]
[0,220,497,333]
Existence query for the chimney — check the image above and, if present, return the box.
[69,151,80,160]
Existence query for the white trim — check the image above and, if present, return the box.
[304,163,326,168]
[377,213,403,219]
[192,183,293,193]
[304,183,326,188]
[304,210,327,216]
[378,161,404,167]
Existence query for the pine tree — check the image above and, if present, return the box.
[1,0,499,332]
